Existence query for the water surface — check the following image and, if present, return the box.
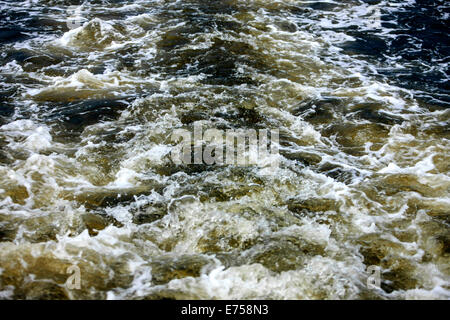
[0,0,449,299]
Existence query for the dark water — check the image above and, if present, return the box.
[0,0,448,299]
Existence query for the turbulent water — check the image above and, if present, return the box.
[0,0,449,300]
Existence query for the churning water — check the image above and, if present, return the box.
[0,0,449,299]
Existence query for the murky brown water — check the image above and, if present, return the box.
[0,0,449,299]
